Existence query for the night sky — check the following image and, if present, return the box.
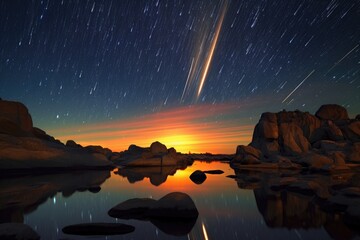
[0,0,359,153]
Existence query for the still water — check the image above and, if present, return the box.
[1,161,359,239]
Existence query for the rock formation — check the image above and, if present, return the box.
[233,104,360,172]
[114,141,192,167]
[0,99,114,171]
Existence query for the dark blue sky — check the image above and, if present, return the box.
[1,0,359,132]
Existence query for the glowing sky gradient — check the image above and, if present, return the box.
[50,103,254,153]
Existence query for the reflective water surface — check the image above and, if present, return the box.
[1,161,359,240]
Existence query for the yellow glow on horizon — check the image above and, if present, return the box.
[48,103,255,154]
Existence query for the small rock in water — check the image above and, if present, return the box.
[189,170,207,184]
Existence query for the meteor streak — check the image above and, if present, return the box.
[181,0,229,103]
[197,1,228,99]
[326,44,359,74]
[282,69,315,103]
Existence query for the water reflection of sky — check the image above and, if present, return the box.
[21,161,336,239]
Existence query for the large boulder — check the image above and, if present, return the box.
[315,104,349,121]
[0,99,33,133]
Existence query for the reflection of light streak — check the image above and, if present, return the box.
[202,222,209,240]
[282,69,315,103]
[326,44,359,74]
[197,0,228,99]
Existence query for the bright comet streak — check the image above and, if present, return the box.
[282,69,315,103]
[197,0,228,99]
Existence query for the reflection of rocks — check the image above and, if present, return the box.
[232,104,360,172]
[115,164,187,186]
[62,223,135,236]
[0,170,110,223]
[0,223,40,240]
[115,142,192,167]
[190,170,207,184]
[108,192,198,236]
[229,166,360,239]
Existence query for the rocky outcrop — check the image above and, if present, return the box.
[0,99,114,171]
[114,142,192,167]
[233,104,359,171]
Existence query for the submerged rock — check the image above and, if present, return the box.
[109,192,198,219]
[62,223,135,235]
[108,192,198,236]
[0,223,40,240]
[189,170,207,184]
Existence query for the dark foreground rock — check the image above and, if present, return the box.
[0,223,40,240]
[108,192,198,236]
[189,170,207,184]
[0,99,115,171]
[62,223,135,236]
[232,104,360,172]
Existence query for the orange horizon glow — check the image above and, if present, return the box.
[48,103,255,154]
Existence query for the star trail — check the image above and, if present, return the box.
[0,0,359,153]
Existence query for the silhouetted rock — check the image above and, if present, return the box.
[62,223,135,235]
[203,170,224,174]
[115,142,191,167]
[150,141,167,154]
[66,140,82,148]
[189,170,206,184]
[0,223,40,240]
[315,104,349,121]
[108,192,198,225]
